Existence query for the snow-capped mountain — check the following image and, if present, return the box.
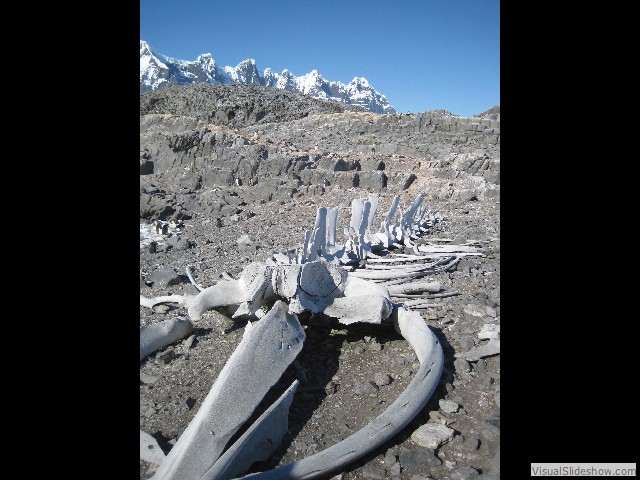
[140,41,395,114]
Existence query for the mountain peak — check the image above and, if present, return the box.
[139,41,395,113]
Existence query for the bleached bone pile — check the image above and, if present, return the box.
[140,193,486,480]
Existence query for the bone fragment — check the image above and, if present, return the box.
[239,305,443,480]
[386,281,442,295]
[326,206,339,250]
[140,294,190,309]
[140,317,194,361]
[187,280,245,321]
[324,276,392,325]
[234,263,276,318]
[152,301,305,480]
[201,380,299,480]
[289,261,347,314]
[186,266,204,292]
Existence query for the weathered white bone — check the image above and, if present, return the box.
[324,276,392,325]
[152,301,305,480]
[186,265,204,292]
[386,281,442,295]
[239,305,443,480]
[140,317,194,361]
[289,260,347,314]
[187,280,246,321]
[201,380,299,480]
[234,263,276,318]
[140,294,190,309]
[307,208,327,262]
[416,244,484,254]
[141,193,462,478]
[326,206,340,251]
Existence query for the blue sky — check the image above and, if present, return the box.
[140,0,499,117]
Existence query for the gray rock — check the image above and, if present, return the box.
[459,335,476,351]
[152,304,170,314]
[454,357,471,374]
[383,450,397,466]
[410,423,454,449]
[180,397,196,411]
[450,466,480,479]
[475,358,487,374]
[482,447,500,480]
[146,268,183,288]
[362,465,386,480]
[463,304,485,318]
[460,435,480,451]
[354,381,379,396]
[157,346,179,364]
[140,374,161,385]
[439,399,460,414]
[374,372,392,386]
[428,410,454,426]
[183,334,197,349]
[409,476,434,480]
[484,414,500,428]
[398,446,441,470]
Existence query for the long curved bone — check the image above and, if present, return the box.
[140,317,194,361]
[152,301,305,480]
[239,305,444,480]
[201,380,299,480]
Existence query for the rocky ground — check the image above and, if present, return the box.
[140,84,500,480]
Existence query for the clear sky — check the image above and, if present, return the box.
[140,0,500,117]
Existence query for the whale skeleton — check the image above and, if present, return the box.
[140,193,484,480]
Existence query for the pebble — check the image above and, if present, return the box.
[388,461,401,476]
[460,436,480,451]
[475,358,487,374]
[362,465,386,480]
[383,451,397,466]
[140,374,161,385]
[450,466,480,479]
[459,335,476,351]
[410,476,434,480]
[157,347,178,364]
[146,267,182,288]
[369,341,383,352]
[429,410,453,426]
[152,304,170,314]
[454,357,472,374]
[463,304,485,318]
[485,305,497,317]
[183,334,197,349]
[354,381,379,396]
[411,423,455,449]
[439,399,460,414]
[374,372,392,386]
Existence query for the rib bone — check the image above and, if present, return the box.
[151,301,305,480]
[238,305,443,480]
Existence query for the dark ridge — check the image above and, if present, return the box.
[140,83,367,128]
